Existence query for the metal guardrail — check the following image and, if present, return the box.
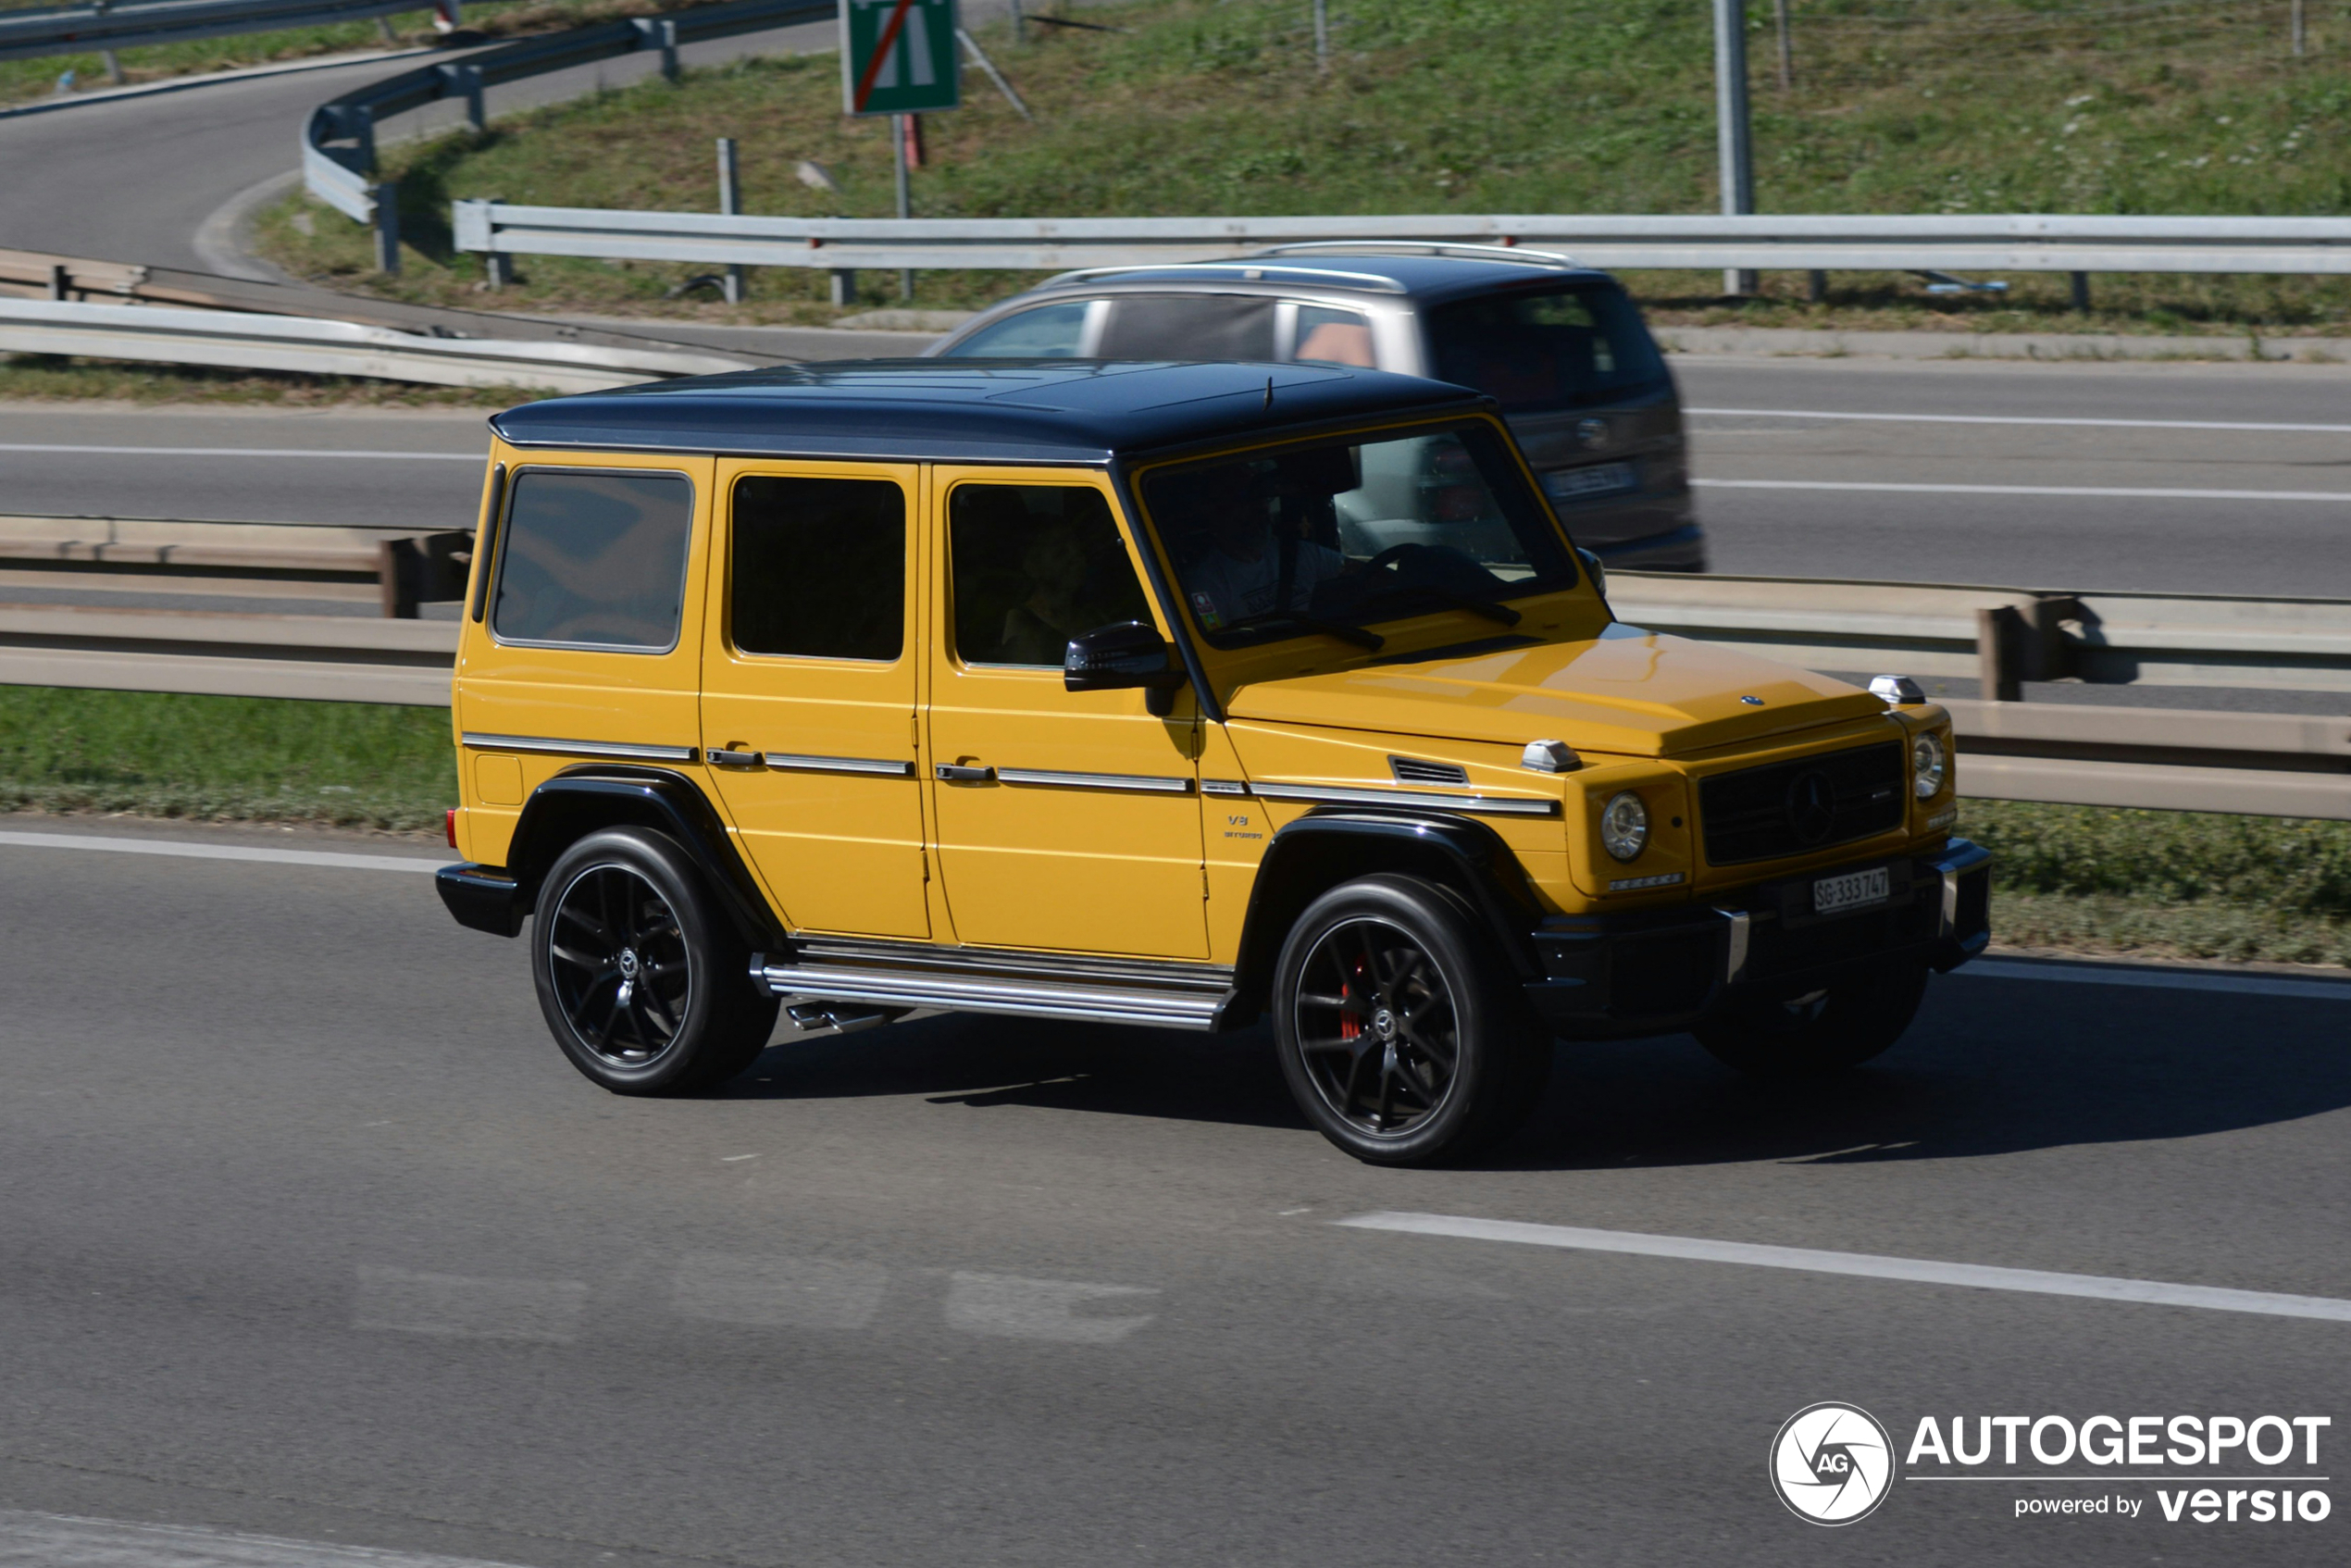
[0,243,794,363]
[445,207,2351,279]
[0,567,2342,817]
[0,514,474,617]
[304,0,830,266]
[0,296,754,389]
[0,0,420,61]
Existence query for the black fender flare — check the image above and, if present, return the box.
[492,765,782,948]
[1222,807,1546,1027]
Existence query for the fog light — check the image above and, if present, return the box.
[1912,730,1947,799]
[1600,790,1648,862]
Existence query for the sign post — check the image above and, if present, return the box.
[841,0,959,297]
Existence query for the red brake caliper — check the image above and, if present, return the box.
[1338,953,1370,1039]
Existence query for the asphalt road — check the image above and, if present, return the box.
[1673,355,2351,594]
[0,815,2345,1567]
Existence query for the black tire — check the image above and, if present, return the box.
[1272,874,1551,1166]
[1692,960,1930,1078]
[529,827,778,1095]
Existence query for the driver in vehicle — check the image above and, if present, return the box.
[1179,462,1348,630]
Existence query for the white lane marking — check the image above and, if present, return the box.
[1688,405,2351,435]
[1691,478,2351,502]
[353,1265,586,1342]
[0,442,479,461]
[673,1254,888,1330]
[0,1510,533,1568]
[1336,1213,2351,1324]
[0,830,440,873]
[945,1272,1160,1343]
[1958,956,2351,1002]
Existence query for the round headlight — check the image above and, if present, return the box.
[1911,730,1947,800]
[1599,790,1649,862]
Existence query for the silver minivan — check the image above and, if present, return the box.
[926,244,1702,571]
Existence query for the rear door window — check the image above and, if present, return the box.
[1096,294,1277,361]
[940,301,1094,357]
[730,476,905,662]
[1425,284,1667,411]
[491,468,693,651]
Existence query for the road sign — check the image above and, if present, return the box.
[840,0,960,118]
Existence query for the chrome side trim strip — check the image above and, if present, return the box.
[1200,778,1249,796]
[462,732,698,764]
[995,767,1194,794]
[1245,780,1561,817]
[790,935,1232,993]
[763,753,916,778]
[756,964,1223,1031]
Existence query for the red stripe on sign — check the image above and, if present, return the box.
[852,0,920,113]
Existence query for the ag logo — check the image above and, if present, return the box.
[1770,1402,1895,1525]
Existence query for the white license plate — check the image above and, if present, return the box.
[1813,866,1890,915]
[1543,462,1636,502]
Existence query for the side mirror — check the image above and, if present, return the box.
[1576,546,1608,600]
[1065,620,1188,716]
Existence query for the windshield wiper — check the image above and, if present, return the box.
[1216,610,1385,651]
[1358,585,1522,628]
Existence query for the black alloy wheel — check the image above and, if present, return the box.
[1292,915,1461,1139]
[546,862,692,1068]
[1273,874,1550,1166]
[529,828,777,1095]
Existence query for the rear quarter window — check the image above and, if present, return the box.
[491,468,694,651]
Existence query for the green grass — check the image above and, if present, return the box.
[255,0,2351,335]
[0,687,456,832]
[0,685,2341,964]
[0,0,672,109]
[0,355,545,407]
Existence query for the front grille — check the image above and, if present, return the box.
[1699,742,1905,866]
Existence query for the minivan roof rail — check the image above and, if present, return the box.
[1039,261,1410,292]
[1248,242,1584,268]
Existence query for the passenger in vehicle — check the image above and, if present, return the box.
[1180,463,1347,628]
[998,516,1093,666]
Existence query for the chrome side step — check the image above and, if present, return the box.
[751,940,1233,1032]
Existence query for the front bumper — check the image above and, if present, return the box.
[1524,838,1991,1038]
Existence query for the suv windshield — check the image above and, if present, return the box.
[1425,283,1665,413]
[1142,421,1576,648]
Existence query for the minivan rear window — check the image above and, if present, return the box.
[1425,283,1666,412]
[491,469,693,651]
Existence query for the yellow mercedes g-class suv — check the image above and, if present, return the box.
[437,360,1988,1166]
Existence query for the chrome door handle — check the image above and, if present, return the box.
[934,764,993,783]
[707,748,764,770]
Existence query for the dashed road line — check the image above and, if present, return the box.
[1687,405,2351,436]
[1336,1213,2351,1323]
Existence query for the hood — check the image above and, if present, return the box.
[1222,625,1885,758]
